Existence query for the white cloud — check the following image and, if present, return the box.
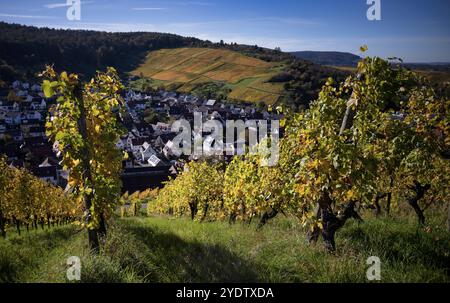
[44,3,69,9]
[0,13,59,19]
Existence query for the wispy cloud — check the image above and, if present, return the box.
[167,17,322,28]
[44,3,69,9]
[132,8,168,11]
[0,13,59,19]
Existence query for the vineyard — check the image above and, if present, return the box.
[0,53,449,283]
[147,54,450,252]
[0,157,79,237]
[131,48,286,104]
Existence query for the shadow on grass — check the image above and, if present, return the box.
[0,226,77,282]
[121,222,259,283]
[339,219,450,275]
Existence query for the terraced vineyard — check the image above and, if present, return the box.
[132,48,286,104]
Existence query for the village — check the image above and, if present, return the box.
[0,79,282,193]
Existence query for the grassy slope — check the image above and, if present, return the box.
[132,47,286,104]
[1,211,449,283]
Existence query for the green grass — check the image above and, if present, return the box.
[0,225,80,282]
[1,213,449,283]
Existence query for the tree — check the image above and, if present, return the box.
[149,161,223,221]
[223,153,286,227]
[281,55,449,251]
[0,157,11,238]
[42,66,126,252]
[0,156,79,238]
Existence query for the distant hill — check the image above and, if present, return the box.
[132,48,286,104]
[0,22,292,82]
[290,51,361,67]
[0,22,347,107]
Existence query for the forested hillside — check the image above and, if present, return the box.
[290,51,361,67]
[0,22,347,108]
[0,22,203,80]
[0,22,297,80]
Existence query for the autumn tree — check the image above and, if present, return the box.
[0,157,11,238]
[281,53,449,251]
[42,66,126,252]
[149,161,223,221]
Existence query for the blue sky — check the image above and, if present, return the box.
[1,0,449,62]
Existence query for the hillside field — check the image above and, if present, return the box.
[132,48,286,104]
[1,210,449,283]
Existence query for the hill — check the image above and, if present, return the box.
[290,51,361,67]
[0,22,289,82]
[0,22,347,107]
[132,48,286,104]
[0,22,204,81]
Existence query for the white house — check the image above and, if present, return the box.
[130,138,148,154]
[147,154,162,167]
[31,101,46,110]
[205,99,216,107]
[12,81,21,89]
[12,102,20,112]
[26,111,42,121]
[139,143,157,163]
